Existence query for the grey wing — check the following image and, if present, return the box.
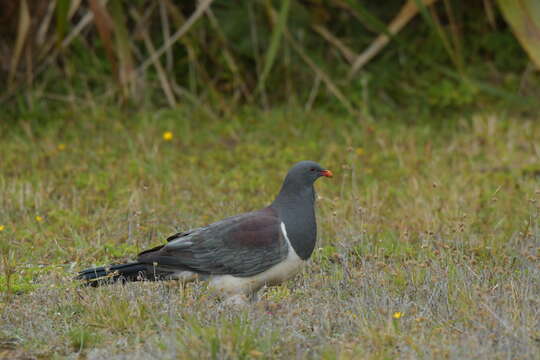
[138,208,288,277]
[166,227,203,242]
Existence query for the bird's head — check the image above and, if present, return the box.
[285,160,333,186]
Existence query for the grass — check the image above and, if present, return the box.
[0,106,539,359]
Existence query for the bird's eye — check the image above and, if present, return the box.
[310,168,316,172]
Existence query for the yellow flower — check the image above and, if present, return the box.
[57,144,66,151]
[393,312,404,319]
[355,147,365,156]
[35,216,44,222]
[162,131,173,141]
[0,225,5,231]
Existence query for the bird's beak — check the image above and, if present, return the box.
[320,169,333,178]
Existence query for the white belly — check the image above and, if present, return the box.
[170,222,305,297]
[209,222,305,296]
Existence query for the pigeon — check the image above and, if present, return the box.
[77,160,333,302]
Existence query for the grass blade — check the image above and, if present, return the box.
[8,0,31,89]
[36,1,57,46]
[130,8,177,107]
[159,1,173,72]
[55,0,70,44]
[497,0,540,69]
[349,0,439,78]
[312,24,357,64]
[342,0,393,36]
[137,0,215,74]
[285,30,356,115]
[88,0,117,75]
[109,1,134,97]
[256,0,291,95]
[412,0,462,72]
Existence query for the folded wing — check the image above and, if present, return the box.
[137,207,288,277]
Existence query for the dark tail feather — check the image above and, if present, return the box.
[77,262,163,286]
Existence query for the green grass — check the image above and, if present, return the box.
[0,107,539,359]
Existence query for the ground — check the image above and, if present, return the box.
[0,107,539,359]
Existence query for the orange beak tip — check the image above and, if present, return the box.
[322,170,333,178]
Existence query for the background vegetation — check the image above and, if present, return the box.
[2,0,540,120]
[1,0,539,359]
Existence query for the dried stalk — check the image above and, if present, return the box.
[348,0,439,78]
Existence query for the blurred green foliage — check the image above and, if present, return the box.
[1,0,538,121]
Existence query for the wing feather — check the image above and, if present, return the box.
[138,207,287,277]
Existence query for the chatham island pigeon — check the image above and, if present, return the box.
[78,160,333,304]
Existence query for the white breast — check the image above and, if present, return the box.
[209,222,305,296]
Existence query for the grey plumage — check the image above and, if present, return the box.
[138,207,288,277]
[77,160,332,297]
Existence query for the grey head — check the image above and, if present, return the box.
[271,161,332,260]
